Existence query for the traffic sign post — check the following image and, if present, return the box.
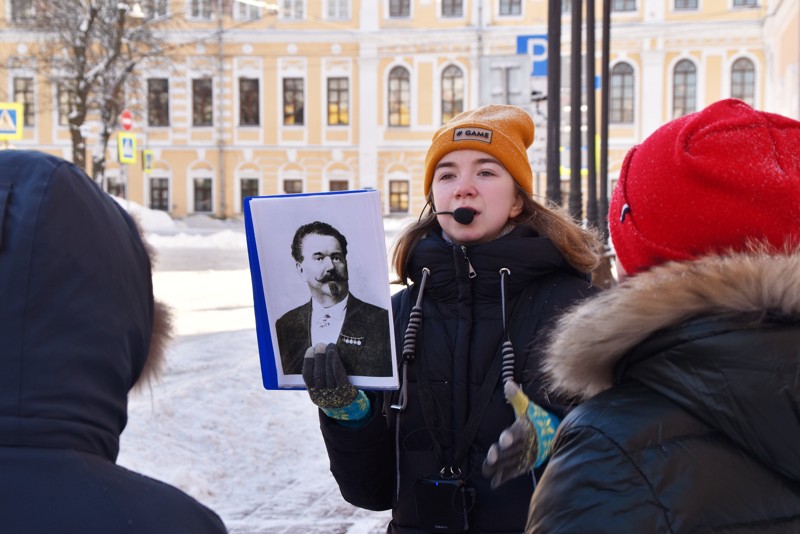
[120,109,134,131]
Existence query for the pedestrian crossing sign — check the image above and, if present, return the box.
[0,102,24,141]
[142,149,154,173]
[118,132,136,164]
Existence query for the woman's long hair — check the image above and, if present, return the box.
[391,187,602,284]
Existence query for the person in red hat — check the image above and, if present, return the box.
[301,104,603,532]
[526,98,800,532]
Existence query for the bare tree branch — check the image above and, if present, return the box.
[28,0,166,182]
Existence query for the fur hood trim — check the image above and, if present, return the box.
[131,220,172,392]
[542,247,800,401]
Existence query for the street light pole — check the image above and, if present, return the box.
[600,0,611,241]
[546,0,562,205]
[586,0,597,229]
[569,0,583,220]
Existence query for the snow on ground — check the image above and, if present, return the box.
[116,201,414,534]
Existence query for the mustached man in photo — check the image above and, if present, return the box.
[275,221,392,377]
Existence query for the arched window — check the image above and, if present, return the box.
[441,65,464,124]
[672,59,696,119]
[731,58,755,107]
[388,66,410,127]
[610,62,634,123]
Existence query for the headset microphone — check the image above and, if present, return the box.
[432,207,475,225]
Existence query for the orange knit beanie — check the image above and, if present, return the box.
[423,104,534,196]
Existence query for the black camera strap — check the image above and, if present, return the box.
[415,274,558,473]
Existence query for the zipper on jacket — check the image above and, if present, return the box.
[461,246,477,279]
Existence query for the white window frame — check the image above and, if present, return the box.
[439,0,465,19]
[187,0,214,20]
[280,0,305,20]
[147,174,172,212]
[188,170,215,214]
[497,0,523,18]
[385,0,412,19]
[324,0,350,19]
[234,1,260,20]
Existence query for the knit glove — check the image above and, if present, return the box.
[302,342,370,423]
[482,380,560,489]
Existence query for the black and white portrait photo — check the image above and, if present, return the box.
[246,190,398,390]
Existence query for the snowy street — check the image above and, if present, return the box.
[116,206,407,533]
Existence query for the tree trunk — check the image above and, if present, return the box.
[69,123,87,171]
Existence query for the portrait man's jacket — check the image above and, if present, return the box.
[276,294,392,376]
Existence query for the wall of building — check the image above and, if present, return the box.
[1,0,797,224]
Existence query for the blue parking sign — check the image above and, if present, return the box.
[517,35,549,77]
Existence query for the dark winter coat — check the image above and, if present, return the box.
[527,251,800,533]
[319,226,595,533]
[0,150,226,534]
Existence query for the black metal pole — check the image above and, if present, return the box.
[600,0,611,241]
[546,0,562,205]
[569,0,583,220]
[586,0,597,229]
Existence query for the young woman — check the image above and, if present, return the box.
[302,105,601,532]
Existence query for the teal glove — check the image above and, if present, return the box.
[482,380,560,489]
[302,342,370,424]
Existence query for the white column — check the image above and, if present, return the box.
[641,46,666,139]
[643,0,665,23]
[358,41,379,190]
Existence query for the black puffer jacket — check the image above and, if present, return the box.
[0,150,226,534]
[527,251,800,533]
[320,226,595,533]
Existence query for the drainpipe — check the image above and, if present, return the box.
[217,0,226,218]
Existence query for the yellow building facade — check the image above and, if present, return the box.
[1,0,797,221]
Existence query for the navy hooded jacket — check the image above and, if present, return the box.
[0,150,226,533]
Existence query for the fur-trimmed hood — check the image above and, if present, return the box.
[543,248,800,401]
[542,249,800,479]
[0,150,171,462]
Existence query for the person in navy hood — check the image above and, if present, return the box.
[0,150,226,533]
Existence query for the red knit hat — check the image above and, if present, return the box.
[609,98,800,275]
[424,105,534,196]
